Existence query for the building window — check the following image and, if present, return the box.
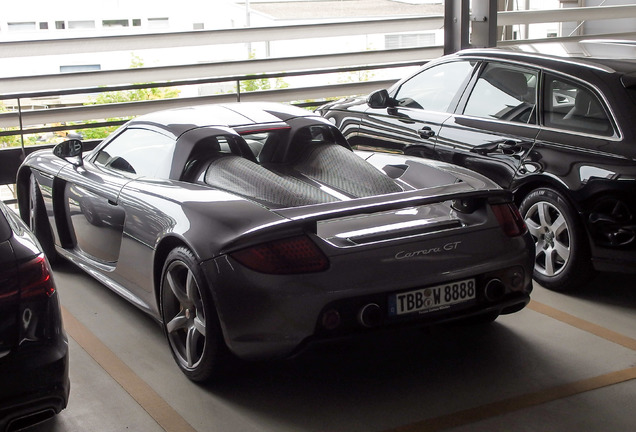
[103,19,129,28]
[55,21,66,30]
[60,65,101,73]
[132,19,141,27]
[8,22,36,31]
[39,22,49,30]
[148,18,169,29]
[193,23,204,30]
[385,33,436,49]
[69,20,95,30]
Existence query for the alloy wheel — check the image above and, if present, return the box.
[162,260,207,370]
[524,200,571,277]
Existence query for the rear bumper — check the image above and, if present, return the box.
[0,335,70,432]
[205,241,533,361]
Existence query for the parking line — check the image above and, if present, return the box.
[62,299,635,432]
[528,300,636,351]
[61,306,198,432]
[386,300,636,432]
[387,367,636,432]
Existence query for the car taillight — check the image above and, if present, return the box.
[491,203,527,237]
[231,235,329,274]
[19,254,56,299]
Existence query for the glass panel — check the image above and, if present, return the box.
[543,75,614,136]
[102,19,129,28]
[148,18,169,29]
[8,22,36,31]
[69,20,95,29]
[464,63,537,124]
[394,61,475,113]
[95,129,175,178]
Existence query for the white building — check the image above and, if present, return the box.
[0,0,448,78]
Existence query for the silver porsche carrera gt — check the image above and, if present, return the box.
[16,102,533,381]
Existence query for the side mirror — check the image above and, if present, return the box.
[367,89,395,109]
[53,139,84,166]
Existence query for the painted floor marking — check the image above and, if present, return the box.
[385,299,636,432]
[62,298,636,432]
[387,367,636,432]
[62,306,197,432]
[528,300,636,351]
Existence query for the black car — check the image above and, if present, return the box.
[0,200,69,431]
[17,103,532,381]
[318,48,636,291]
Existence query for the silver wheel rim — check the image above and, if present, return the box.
[524,200,571,277]
[162,260,207,370]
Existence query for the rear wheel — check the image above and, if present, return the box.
[28,174,57,263]
[519,188,591,291]
[160,247,229,382]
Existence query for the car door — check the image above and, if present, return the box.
[531,73,630,241]
[57,128,176,264]
[355,60,477,158]
[434,61,541,189]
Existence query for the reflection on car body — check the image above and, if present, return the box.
[17,102,533,382]
[318,47,636,291]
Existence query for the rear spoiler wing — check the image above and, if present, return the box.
[222,183,512,253]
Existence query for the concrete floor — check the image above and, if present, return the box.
[24,261,636,432]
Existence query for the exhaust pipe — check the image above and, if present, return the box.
[484,279,506,302]
[358,303,382,328]
[8,409,56,432]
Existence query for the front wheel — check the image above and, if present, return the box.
[519,188,592,291]
[160,247,229,382]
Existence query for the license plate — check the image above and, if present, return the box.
[388,278,476,316]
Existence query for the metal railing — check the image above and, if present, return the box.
[2,4,636,192]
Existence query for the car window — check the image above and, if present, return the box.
[394,60,475,112]
[463,63,538,124]
[543,75,614,136]
[94,128,176,178]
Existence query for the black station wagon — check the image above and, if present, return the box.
[318,47,636,291]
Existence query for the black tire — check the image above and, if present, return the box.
[28,174,58,264]
[160,246,230,382]
[519,188,592,291]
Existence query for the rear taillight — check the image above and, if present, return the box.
[231,235,329,274]
[19,254,56,299]
[491,203,527,237]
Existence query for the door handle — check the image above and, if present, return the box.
[418,127,436,139]
[472,140,532,155]
[498,140,534,155]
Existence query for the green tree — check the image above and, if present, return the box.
[82,54,181,139]
[240,76,289,93]
[0,104,39,148]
